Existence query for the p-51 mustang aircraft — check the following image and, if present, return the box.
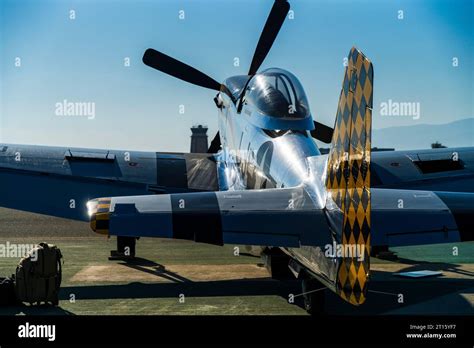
[1,0,473,313]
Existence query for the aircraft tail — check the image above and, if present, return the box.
[325,47,373,305]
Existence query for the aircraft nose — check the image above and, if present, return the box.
[87,198,111,235]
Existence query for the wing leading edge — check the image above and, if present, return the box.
[86,186,474,308]
[371,189,474,247]
[87,187,333,248]
[0,144,218,221]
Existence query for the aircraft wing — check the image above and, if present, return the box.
[85,185,473,308]
[86,186,473,248]
[87,187,333,247]
[0,143,218,221]
[371,188,474,247]
[371,147,474,193]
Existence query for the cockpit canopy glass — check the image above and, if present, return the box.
[224,75,249,99]
[245,68,310,119]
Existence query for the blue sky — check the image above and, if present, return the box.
[1,0,472,152]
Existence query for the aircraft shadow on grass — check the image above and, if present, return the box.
[0,304,75,316]
[119,257,192,283]
[328,259,474,315]
[391,257,474,278]
[58,257,473,315]
[0,258,471,315]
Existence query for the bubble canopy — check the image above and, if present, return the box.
[222,69,314,131]
[245,68,310,119]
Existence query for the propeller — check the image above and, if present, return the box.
[207,131,221,153]
[143,0,290,88]
[235,0,290,112]
[142,1,332,148]
[248,0,290,76]
[143,0,291,152]
[310,121,334,144]
[143,48,235,101]
[143,49,222,91]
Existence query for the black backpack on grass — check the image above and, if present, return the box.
[15,243,63,306]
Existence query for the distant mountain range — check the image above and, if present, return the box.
[372,118,474,150]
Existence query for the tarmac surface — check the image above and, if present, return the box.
[0,207,472,315]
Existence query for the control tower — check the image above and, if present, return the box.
[190,125,209,153]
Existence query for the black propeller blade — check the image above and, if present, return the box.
[207,132,221,153]
[248,0,290,76]
[310,121,334,144]
[143,48,222,91]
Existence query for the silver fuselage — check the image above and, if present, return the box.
[215,75,338,287]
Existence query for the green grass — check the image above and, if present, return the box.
[0,236,306,315]
[0,208,472,316]
[391,242,474,264]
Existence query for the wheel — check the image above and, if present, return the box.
[261,248,294,280]
[301,277,325,315]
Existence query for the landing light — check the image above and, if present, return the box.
[86,200,98,217]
